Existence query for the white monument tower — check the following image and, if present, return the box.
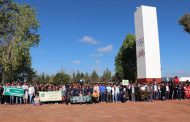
[134,5,161,83]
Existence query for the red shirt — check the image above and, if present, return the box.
[174,78,179,84]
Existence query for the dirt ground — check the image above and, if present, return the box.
[0,100,190,122]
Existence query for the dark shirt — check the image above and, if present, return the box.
[161,86,166,95]
[0,87,3,95]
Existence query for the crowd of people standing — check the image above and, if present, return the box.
[0,78,190,105]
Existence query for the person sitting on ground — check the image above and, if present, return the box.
[92,90,99,103]
[33,94,41,106]
[78,91,83,104]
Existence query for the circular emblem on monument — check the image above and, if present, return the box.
[137,38,144,47]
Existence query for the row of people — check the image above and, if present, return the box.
[0,80,190,104]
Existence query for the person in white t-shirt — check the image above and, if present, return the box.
[22,82,29,104]
[111,85,116,102]
[153,81,158,100]
[28,84,35,104]
[33,94,41,106]
[165,83,170,100]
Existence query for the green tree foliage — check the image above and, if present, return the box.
[75,70,81,82]
[102,68,111,82]
[72,73,76,82]
[35,73,54,84]
[115,34,137,82]
[84,72,90,82]
[53,71,70,85]
[179,14,190,34]
[91,70,99,82]
[0,0,40,81]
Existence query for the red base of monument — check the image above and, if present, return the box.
[137,78,161,83]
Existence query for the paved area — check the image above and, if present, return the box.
[0,100,190,122]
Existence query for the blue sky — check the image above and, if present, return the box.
[15,0,190,77]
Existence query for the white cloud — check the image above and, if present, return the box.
[80,36,99,45]
[72,60,81,64]
[97,45,113,53]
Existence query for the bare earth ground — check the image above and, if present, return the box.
[0,100,190,122]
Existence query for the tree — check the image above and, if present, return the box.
[115,34,137,82]
[80,72,84,79]
[84,72,90,82]
[72,73,76,82]
[0,0,40,81]
[53,71,70,85]
[102,68,111,82]
[91,70,99,82]
[179,14,190,34]
[75,70,81,82]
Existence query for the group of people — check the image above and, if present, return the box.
[0,79,190,105]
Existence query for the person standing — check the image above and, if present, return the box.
[115,85,120,102]
[161,83,166,101]
[10,83,15,104]
[22,82,29,104]
[153,82,158,100]
[174,76,179,84]
[177,83,183,100]
[135,84,140,101]
[99,84,106,102]
[148,83,154,102]
[106,84,112,102]
[157,83,161,100]
[111,85,117,102]
[0,84,3,104]
[16,83,22,104]
[165,83,170,100]
[28,84,35,104]
[130,84,136,102]
[4,83,10,104]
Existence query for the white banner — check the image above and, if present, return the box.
[39,91,62,102]
[122,80,129,86]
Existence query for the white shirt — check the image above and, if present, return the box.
[106,86,112,92]
[115,86,120,94]
[93,86,99,92]
[22,85,29,90]
[22,85,29,95]
[154,85,158,92]
[131,86,135,93]
[166,86,169,92]
[111,87,116,95]
[28,86,35,95]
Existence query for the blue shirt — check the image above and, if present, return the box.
[99,85,106,93]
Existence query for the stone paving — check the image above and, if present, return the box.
[0,100,190,122]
